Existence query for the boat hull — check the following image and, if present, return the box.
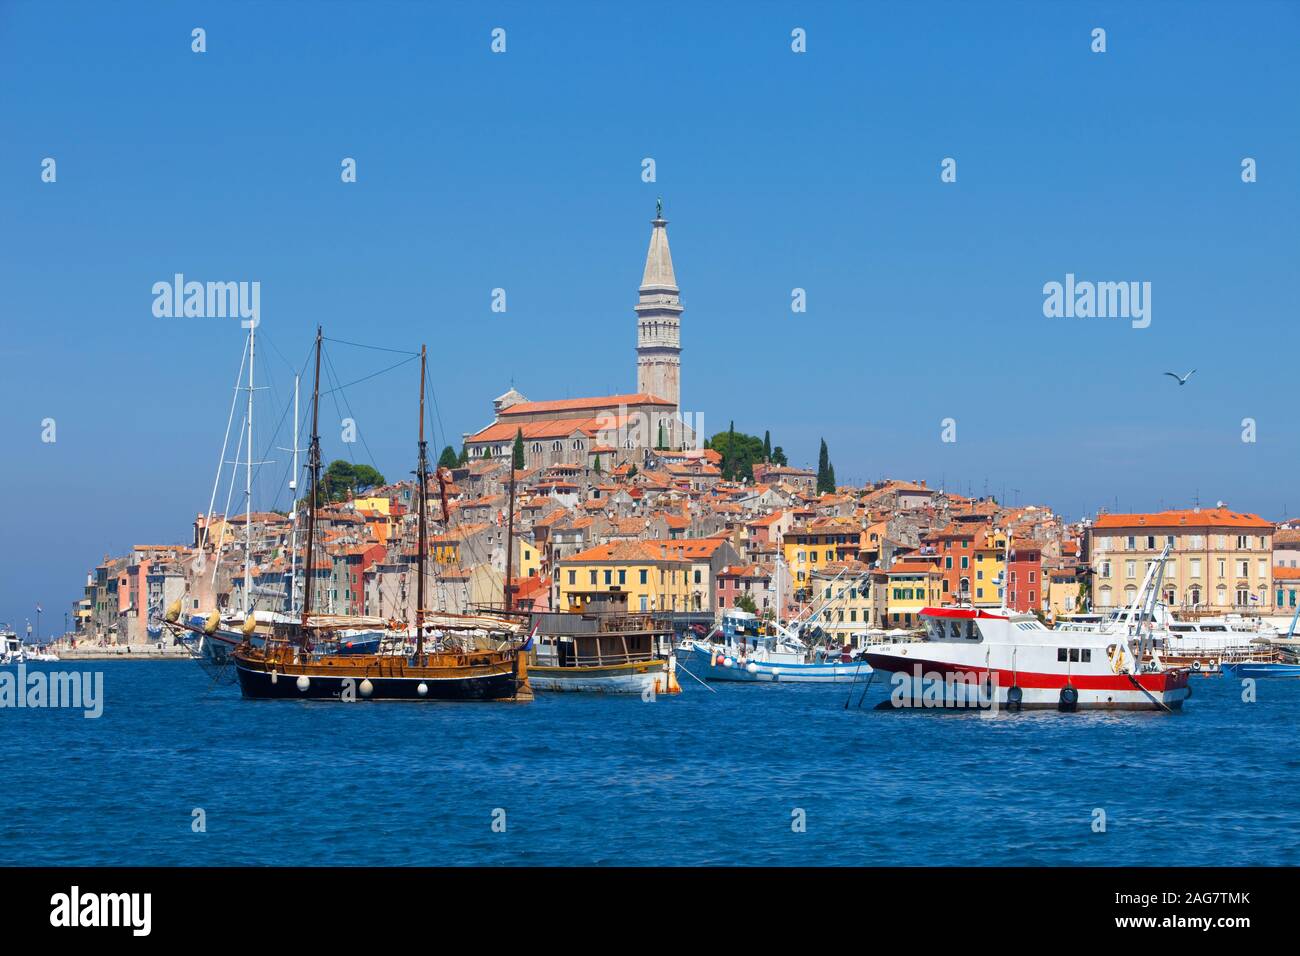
[676,643,870,683]
[529,658,681,694]
[234,658,524,702]
[865,653,1190,711]
[1219,660,1300,679]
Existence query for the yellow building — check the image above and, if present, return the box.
[514,535,540,579]
[351,495,391,516]
[885,561,944,628]
[556,540,694,614]
[972,528,1008,607]
[1046,567,1083,620]
[782,516,862,597]
[1088,508,1274,612]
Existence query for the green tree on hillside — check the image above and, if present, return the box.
[437,446,459,470]
[707,427,765,483]
[318,460,386,504]
[512,429,525,470]
[816,439,836,493]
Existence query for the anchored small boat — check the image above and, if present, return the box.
[529,611,680,694]
[677,608,870,683]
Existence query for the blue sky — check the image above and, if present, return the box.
[1,1,1297,630]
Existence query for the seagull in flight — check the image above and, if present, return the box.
[1164,369,1196,386]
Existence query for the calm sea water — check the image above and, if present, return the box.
[2,661,1297,866]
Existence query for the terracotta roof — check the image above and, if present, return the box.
[887,561,940,575]
[1093,508,1272,530]
[561,540,692,565]
[719,563,773,579]
[497,393,674,416]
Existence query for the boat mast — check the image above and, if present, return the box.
[504,457,516,612]
[244,320,254,616]
[415,345,428,659]
[301,327,323,629]
[288,374,300,615]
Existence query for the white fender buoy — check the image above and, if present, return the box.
[270,670,278,684]
[417,682,428,697]
[746,662,759,674]
[296,675,310,692]
[723,657,734,668]
[359,678,374,698]
[771,668,781,680]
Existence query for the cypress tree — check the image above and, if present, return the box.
[816,438,836,494]
[763,430,772,462]
[725,420,736,480]
[512,429,525,470]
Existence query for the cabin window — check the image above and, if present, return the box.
[1080,649,1092,662]
[1069,649,1080,662]
[949,621,961,639]
[1058,648,1068,662]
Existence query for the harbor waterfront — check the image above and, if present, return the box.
[3,660,1297,867]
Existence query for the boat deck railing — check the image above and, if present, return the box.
[533,649,660,668]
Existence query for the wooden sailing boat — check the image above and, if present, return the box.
[230,328,532,702]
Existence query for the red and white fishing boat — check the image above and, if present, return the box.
[864,547,1190,712]
[865,607,1189,711]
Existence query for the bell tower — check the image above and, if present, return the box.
[635,199,682,411]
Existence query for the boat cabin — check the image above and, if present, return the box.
[532,605,674,669]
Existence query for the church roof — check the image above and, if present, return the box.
[497,393,674,417]
[466,412,642,444]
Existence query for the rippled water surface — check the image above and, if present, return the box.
[3,661,1296,865]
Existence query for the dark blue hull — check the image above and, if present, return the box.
[234,661,522,701]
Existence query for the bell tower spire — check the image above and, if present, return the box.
[635,199,683,412]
